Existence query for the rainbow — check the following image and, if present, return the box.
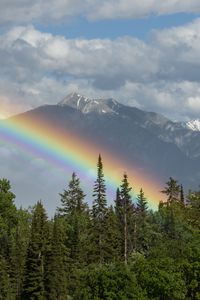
[0,114,163,209]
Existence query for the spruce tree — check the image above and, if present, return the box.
[180,185,185,205]
[135,189,150,252]
[0,255,12,300]
[118,173,134,264]
[0,178,17,257]
[103,206,121,262]
[22,201,48,300]
[9,208,31,300]
[161,177,180,204]
[45,216,68,300]
[91,154,107,263]
[137,188,148,215]
[92,154,107,219]
[57,172,89,265]
[57,172,86,216]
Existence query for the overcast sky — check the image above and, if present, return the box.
[0,0,200,121]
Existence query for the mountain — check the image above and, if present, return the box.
[58,92,119,114]
[59,93,200,161]
[182,119,200,132]
[8,92,199,190]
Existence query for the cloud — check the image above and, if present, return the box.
[1,20,200,120]
[0,0,200,24]
[0,0,89,24]
[88,0,200,20]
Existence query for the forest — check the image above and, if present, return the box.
[0,155,200,300]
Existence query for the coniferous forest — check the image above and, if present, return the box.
[0,155,200,300]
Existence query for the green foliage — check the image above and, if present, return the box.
[137,188,148,214]
[1,166,200,299]
[74,263,147,300]
[0,178,17,256]
[45,216,69,300]
[9,208,31,299]
[22,201,48,300]
[0,255,13,300]
[91,155,108,264]
[92,154,107,219]
[161,177,181,204]
[57,172,86,216]
[115,173,135,264]
[133,256,186,300]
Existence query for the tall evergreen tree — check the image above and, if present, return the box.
[0,178,17,258]
[91,154,107,263]
[135,189,150,253]
[118,173,134,264]
[161,177,180,204]
[45,216,68,300]
[92,154,107,219]
[180,185,185,205]
[57,172,86,216]
[9,208,31,300]
[22,201,48,300]
[103,206,121,262]
[0,255,12,300]
[115,187,123,219]
[137,188,148,215]
[57,172,89,265]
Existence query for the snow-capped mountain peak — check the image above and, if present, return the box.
[183,119,200,132]
[58,92,90,108]
[58,92,119,114]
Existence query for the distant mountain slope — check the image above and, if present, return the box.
[8,92,200,190]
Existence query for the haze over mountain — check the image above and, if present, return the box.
[5,92,200,192]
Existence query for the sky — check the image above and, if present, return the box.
[0,1,200,213]
[0,0,200,121]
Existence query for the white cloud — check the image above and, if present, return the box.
[88,0,200,20]
[1,20,200,120]
[0,0,200,24]
[0,0,89,24]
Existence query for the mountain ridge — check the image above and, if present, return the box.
[2,92,200,195]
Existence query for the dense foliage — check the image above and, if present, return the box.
[0,159,200,299]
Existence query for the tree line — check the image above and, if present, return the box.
[0,155,200,299]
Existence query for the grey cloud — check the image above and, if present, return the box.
[88,0,200,20]
[0,0,88,24]
[0,0,200,24]
[0,21,200,120]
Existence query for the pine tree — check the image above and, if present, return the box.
[135,189,150,253]
[9,208,31,300]
[91,154,107,263]
[22,201,48,300]
[45,216,68,300]
[0,178,17,257]
[115,187,123,219]
[137,188,148,215]
[0,179,18,299]
[180,185,185,205]
[103,206,121,262]
[57,172,86,216]
[161,177,180,205]
[57,172,89,265]
[92,154,107,220]
[118,173,134,264]
[0,255,12,300]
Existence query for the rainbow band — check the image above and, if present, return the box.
[0,114,162,209]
